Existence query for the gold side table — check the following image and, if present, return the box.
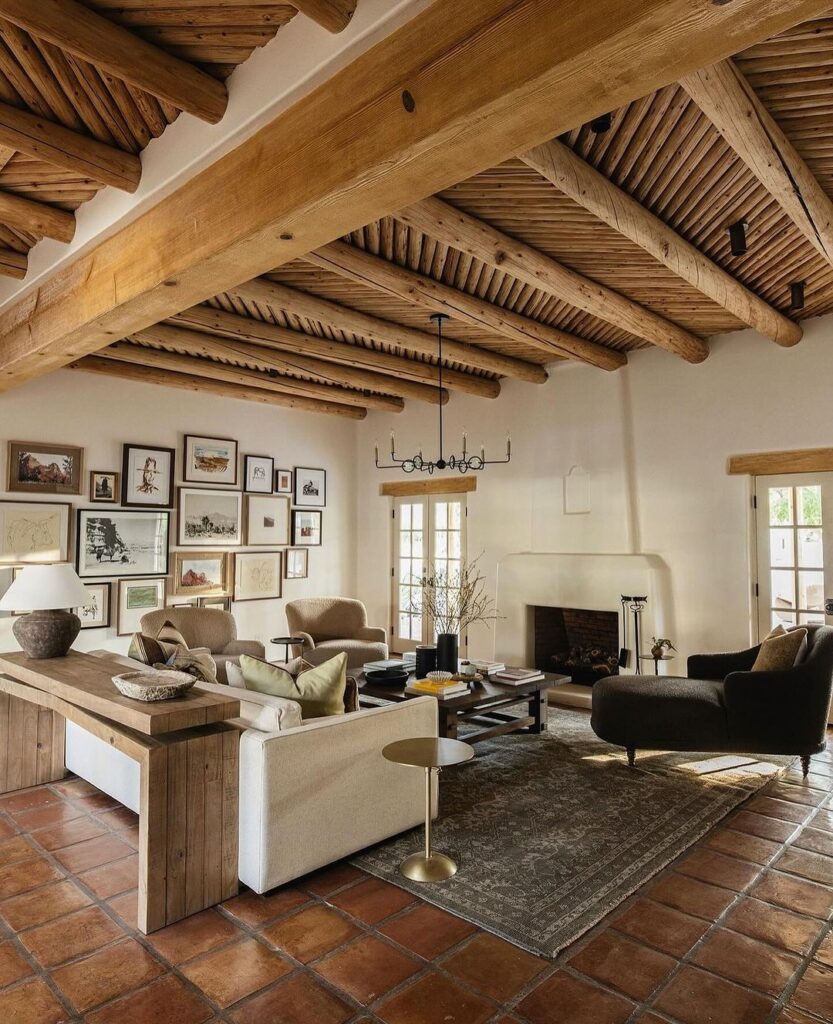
[382,736,474,882]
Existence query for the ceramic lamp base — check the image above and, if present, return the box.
[399,851,458,882]
[12,609,81,659]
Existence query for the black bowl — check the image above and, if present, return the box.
[365,668,410,686]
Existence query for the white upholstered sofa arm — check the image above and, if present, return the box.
[194,680,302,732]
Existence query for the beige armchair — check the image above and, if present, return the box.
[285,597,388,669]
[140,607,265,683]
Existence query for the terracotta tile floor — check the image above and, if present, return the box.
[0,746,831,1023]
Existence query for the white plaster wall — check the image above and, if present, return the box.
[0,369,358,658]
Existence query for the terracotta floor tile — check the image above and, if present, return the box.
[146,908,242,964]
[705,828,782,865]
[0,788,61,815]
[329,877,416,925]
[70,792,121,814]
[379,903,476,960]
[442,932,547,1002]
[51,937,164,1013]
[10,801,83,833]
[647,871,736,920]
[816,931,833,968]
[676,848,761,891]
[0,836,38,868]
[53,833,134,874]
[746,797,812,825]
[0,818,18,840]
[53,779,100,800]
[725,897,821,955]
[0,940,33,987]
[106,892,138,930]
[611,898,709,957]
[568,930,676,1001]
[85,974,213,1024]
[0,879,92,931]
[752,871,833,918]
[814,808,833,833]
[517,970,634,1024]
[0,856,63,899]
[220,887,309,928]
[21,904,122,968]
[0,977,67,1024]
[777,1008,822,1024]
[792,962,833,1017]
[119,825,139,850]
[654,965,774,1024]
[181,937,292,1008]
[315,933,420,1004]
[230,972,353,1024]
[31,816,107,852]
[301,861,367,896]
[730,812,799,843]
[261,904,359,963]
[79,853,138,898]
[376,972,495,1024]
[776,848,833,886]
[93,806,139,832]
[793,827,833,857]
[767,782,827,807]
[692,927,800,996]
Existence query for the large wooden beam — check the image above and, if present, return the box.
[680,58,833,266]
[521,139,802,349]
[0,0,826,389]
[0,0,228,124]
[229,277,547,383]
[397,196,709,364]
[292,0,356,33]
[0,190,75,243]
[307,241,626,370]
[71,356,367,419]
[0,248,26,280]
[0,101,142,192]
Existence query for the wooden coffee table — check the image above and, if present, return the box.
[359,670,569,744]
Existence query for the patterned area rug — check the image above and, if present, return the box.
[352,706,792,958]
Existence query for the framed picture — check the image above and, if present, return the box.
[171,550,231,598]
[284,547,308,579]
[76,509,170,579]
[291,509,322,546]
[0,501,71,564]
[199,596,231,611]
[244,455,274,494]
[274,468,293,494]
[178,488,242,546]
[76,582,111,630]
[168,598,198,608]
[294,467,326,507]
[117,578,167,636]
[184,435,238,486]
[7,441,83,495]
[234,551,282,602]
[121,444,175,508]
[89,471,119,504]
[246,495,289,546]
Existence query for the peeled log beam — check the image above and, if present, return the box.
[292,0,356,33]
[229,277,547,383]
[522,139,802,348]
[398,197,709,364]
[0,190,75,242]
[0,0,228,124]
[308,241,626,370]
[681,58,833,268]
[0,248,26,279]
[71,356,367,419]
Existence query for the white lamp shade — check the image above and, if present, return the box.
[0,564,89,612]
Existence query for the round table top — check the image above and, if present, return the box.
[382,736,474,768]
[270,636,306,645]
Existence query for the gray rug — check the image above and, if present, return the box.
[352,706,792,958]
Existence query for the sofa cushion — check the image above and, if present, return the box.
[155,620,189,647]
[128,632,178,666]
[158,647,218,684]
[240,652,347,719]
[752,627,807,672]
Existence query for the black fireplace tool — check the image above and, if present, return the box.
[619,596,630,668]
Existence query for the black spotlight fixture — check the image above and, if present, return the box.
[590,112,613,134]
[789,281,806,311]
[728,220,748,257]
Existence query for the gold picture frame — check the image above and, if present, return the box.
[171,550,231,598]
[7,440,84,495]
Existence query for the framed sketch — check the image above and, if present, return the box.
[168,598,198,608]
[234,551,282,602]
[89,470,119,504]
[244,455,274,494]
[76,509,170,579]
[274,468,293,494]
[122,444,175,508]
[291,509,322,546]
[294,467,326,507]
[171,550,231,598]
[7,441,83,495]
[284,547,308,580]
[0,501,71,564]
[117,577,167,636]
[199,596,231,611]
[75,582,111,630]
[178,488,242,546]
[184,435,238,486]
[246,495,289,546]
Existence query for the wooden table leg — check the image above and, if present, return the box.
[439,706,459,740]
[529,689,547,734]
[0,693,65,794]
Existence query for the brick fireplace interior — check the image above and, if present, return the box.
[533,605,620,686]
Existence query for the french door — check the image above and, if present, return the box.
[754,473,833,639]
[391,493,467,653]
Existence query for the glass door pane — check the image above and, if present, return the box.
[391,497,427,652]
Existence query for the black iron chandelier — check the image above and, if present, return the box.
[375,313,511,474]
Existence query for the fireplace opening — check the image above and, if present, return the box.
[533,606,619,686]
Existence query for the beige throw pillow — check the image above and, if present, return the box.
[240,652,347,719]
[155,620,189,647]
[752,627,807,672]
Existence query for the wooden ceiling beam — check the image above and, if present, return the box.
[0,247,26,279]
[0,189,75,242]
[398,196,709,364]
[307,240,626,370]
[71,355,367,419]
[229,277,547,383]
[680,58,833,267]
[0,0,228,124]
[292,0,356,33]
[521,140,802,348]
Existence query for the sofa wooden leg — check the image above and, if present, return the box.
[800,754,811,778]
[626,747,636,768]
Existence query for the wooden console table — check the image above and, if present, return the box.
[0,650,240,934]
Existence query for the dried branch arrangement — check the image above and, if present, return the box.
[421,554,502,635]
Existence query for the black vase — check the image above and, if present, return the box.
[435,633,459,674]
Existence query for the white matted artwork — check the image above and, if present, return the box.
[284,548,308,579]
[199,595,231,611]
[122,444,175,507]
[293,467,326,507]
[246,495,289,546]
[76,582,111,630]
[76,509,170,579]
[178,488,242,546]
[0,501,71,564]
[234,551,281,602]
[184,435,238,486]
[118,578,167,635]
[244,455,274,494]
[291,509,322,546]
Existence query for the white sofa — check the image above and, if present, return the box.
[66,651,438,893]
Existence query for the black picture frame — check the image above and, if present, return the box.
[291,508,322,546]
[76,508,171,579]
[244,454,275,494]
[76,581,112,630]
[293,467,326,507]
[183,434,239,486]
[121,444,176,508]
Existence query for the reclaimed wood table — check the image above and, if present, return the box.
[0,650,240,934]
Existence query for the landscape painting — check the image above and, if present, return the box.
[178,488,242,546]
[172,550,230,598]
[0,501,71,564]
[76,509,170,579]
[184,435,238,486]
[234,551,281,602]
[291,509,322,546]
[7,441,83,495]
[118,577,166,635]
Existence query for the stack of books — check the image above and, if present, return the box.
[363,659,407,673]
[493,667,545,685]
[402,651,417,667]
[405,678,469,698]
[472,658,505,675]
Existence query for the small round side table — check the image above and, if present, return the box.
[382,736,473,882]
[270,636,306,662]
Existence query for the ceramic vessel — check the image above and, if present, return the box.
[112,670,196,702]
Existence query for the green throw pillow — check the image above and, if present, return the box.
[240,652,347,719]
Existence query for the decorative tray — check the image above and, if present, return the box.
[112,670,196,702]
